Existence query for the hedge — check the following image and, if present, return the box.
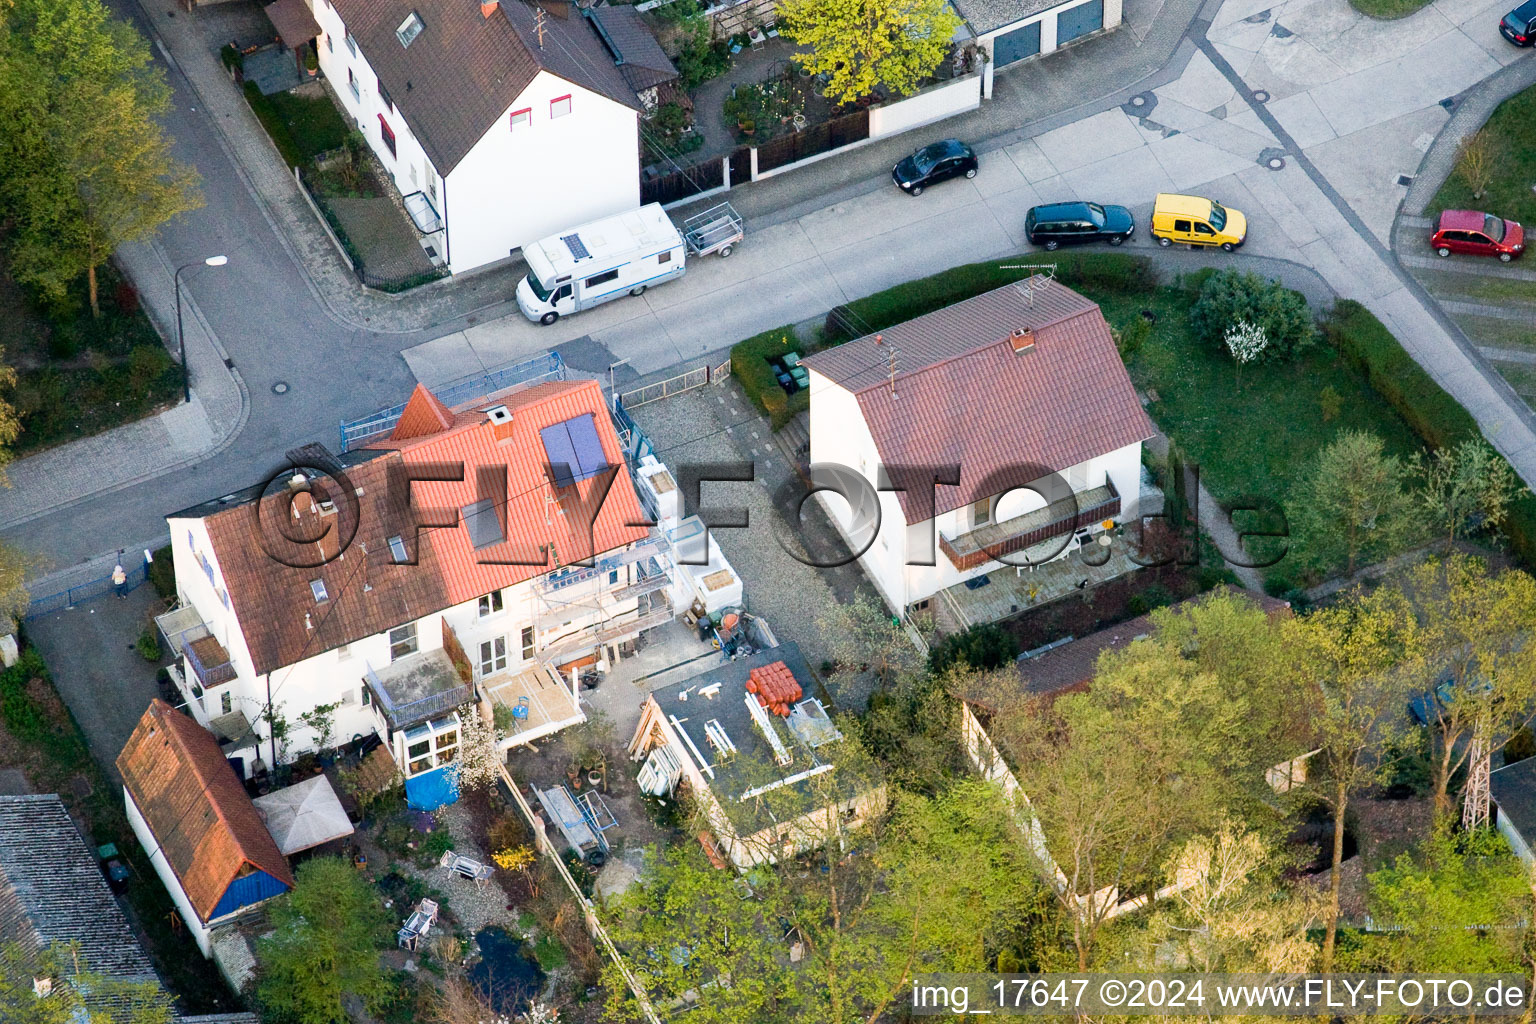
[823,251,1157,343]
[729,324,806,430]
[1326,299,1536,568]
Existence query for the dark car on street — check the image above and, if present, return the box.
[892,139,978,196]
[1501,0,1536,44]
[1025,201,1136,250]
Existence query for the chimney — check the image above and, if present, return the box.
[873,333,883,346]
[485,404,514,443]
[1009,327,1035,353]
[481,0,498,15]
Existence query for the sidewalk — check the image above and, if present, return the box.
[131,0,1209,336]
[0,237,248,532]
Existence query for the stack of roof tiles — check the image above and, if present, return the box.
[746,660,802,717]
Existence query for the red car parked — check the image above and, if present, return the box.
[1431,209,1525,262]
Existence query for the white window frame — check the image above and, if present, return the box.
[550,94,572,119]
[478,590,504,618]
[479,636,508,677]
[389,622,418,661]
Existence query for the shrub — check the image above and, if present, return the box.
[1114,315,1151,359]
[1318,384,1343,422]
[1325,299,1536,570]
[729,325,806,429]
[148,546,175,600]
[1126,583,1175,615]
[136,628,162,663]
[0,649,50,741]
[128,345,172,393]
[927,623,1019,674]
[1188,270,1317,361]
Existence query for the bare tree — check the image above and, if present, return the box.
[1456,129,1499,201]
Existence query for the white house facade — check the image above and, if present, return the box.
[309,0,676,274]
[158,379,674,809]
[803,278,1154,619]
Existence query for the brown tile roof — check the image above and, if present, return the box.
[116,702,294,923]
[330,0,659,174]
[185,379,649,675]
[803,278,1155,524]
[964,587,1294,708]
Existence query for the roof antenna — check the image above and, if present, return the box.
[359,541,372,593]
[535,6,546,47]
[887,347,899,400]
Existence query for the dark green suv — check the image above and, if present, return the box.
[1025,201,1136,250]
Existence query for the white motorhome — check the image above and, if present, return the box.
[516,204,686,324]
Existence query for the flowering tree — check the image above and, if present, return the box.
[452,703,502,793]
[1224,319,1268,385]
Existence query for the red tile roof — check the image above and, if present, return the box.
[392,383,455,441]
[803,279,1155,524]
[116,701,294,922]
[186,380,649,675]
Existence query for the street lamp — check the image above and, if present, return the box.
[608,358,631,410]
[174,255,228,404]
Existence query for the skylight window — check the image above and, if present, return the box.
[461,499,505,550]
[388,535,408,563]
[310,579,329,603]
[396,10,424,48]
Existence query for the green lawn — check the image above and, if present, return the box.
[1453,314,1536,351]
[1430,84,1536,227]
[243,82,351,168]
[1421,272,1536,305]
[1347,0,1432,17]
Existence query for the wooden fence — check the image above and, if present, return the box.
[755,109,870,173]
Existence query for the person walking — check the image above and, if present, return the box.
[112,563,128,599]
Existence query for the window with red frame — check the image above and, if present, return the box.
[379,114,397,157]
[509,107,531,130]
[550,95,572,118]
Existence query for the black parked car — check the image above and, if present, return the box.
[1025,201,1136,250]
[1502,0,1536,43]
[893,139,978,196]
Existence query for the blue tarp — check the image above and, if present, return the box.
[404,765,460,811]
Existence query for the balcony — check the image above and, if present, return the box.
[534,536,667,600]
[537,599,676,664]
[156,605,237,688]
[481,664,584,749]
[365,650,472,731]
[939,483,1120,573]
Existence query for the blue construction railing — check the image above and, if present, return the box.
[26,563,147,619]
[339,352,568,452]
[611,395,654,468]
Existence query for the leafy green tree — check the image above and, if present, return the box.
[1,941,174,1024]
[1360,828,1526,972]
[1414,438,1525,553]
[1403,555,1536,825]
[927,622,1019,674]
[0,0,201,316]
[1290,585,1423,971]
[1188,269,1317,361]
[1134,824,1320,974]
[779,0,962,107]
[814,592,924,689]
[1291,430,1422,576]
[255,857,393,1024]
[601,848,796,1023]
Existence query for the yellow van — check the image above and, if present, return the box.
[1150,193,1247,251]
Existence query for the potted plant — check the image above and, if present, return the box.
[738,118,755,136]
[304,49,318,76]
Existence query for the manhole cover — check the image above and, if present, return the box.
[1268,156,1286,170]
[272,381,290,395]
[1252,89,1271,103]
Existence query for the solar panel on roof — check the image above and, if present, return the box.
[540,415,610,488]
[540,422,580,488]
[567,414,608,480]
[561,234,590,260]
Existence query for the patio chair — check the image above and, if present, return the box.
[397,925,419,951]
[438,849,457,869]
[512,696,530,721]
[419,898,439,923]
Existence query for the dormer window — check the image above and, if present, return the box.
[310,579,329,603]
[396,10,424,47]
